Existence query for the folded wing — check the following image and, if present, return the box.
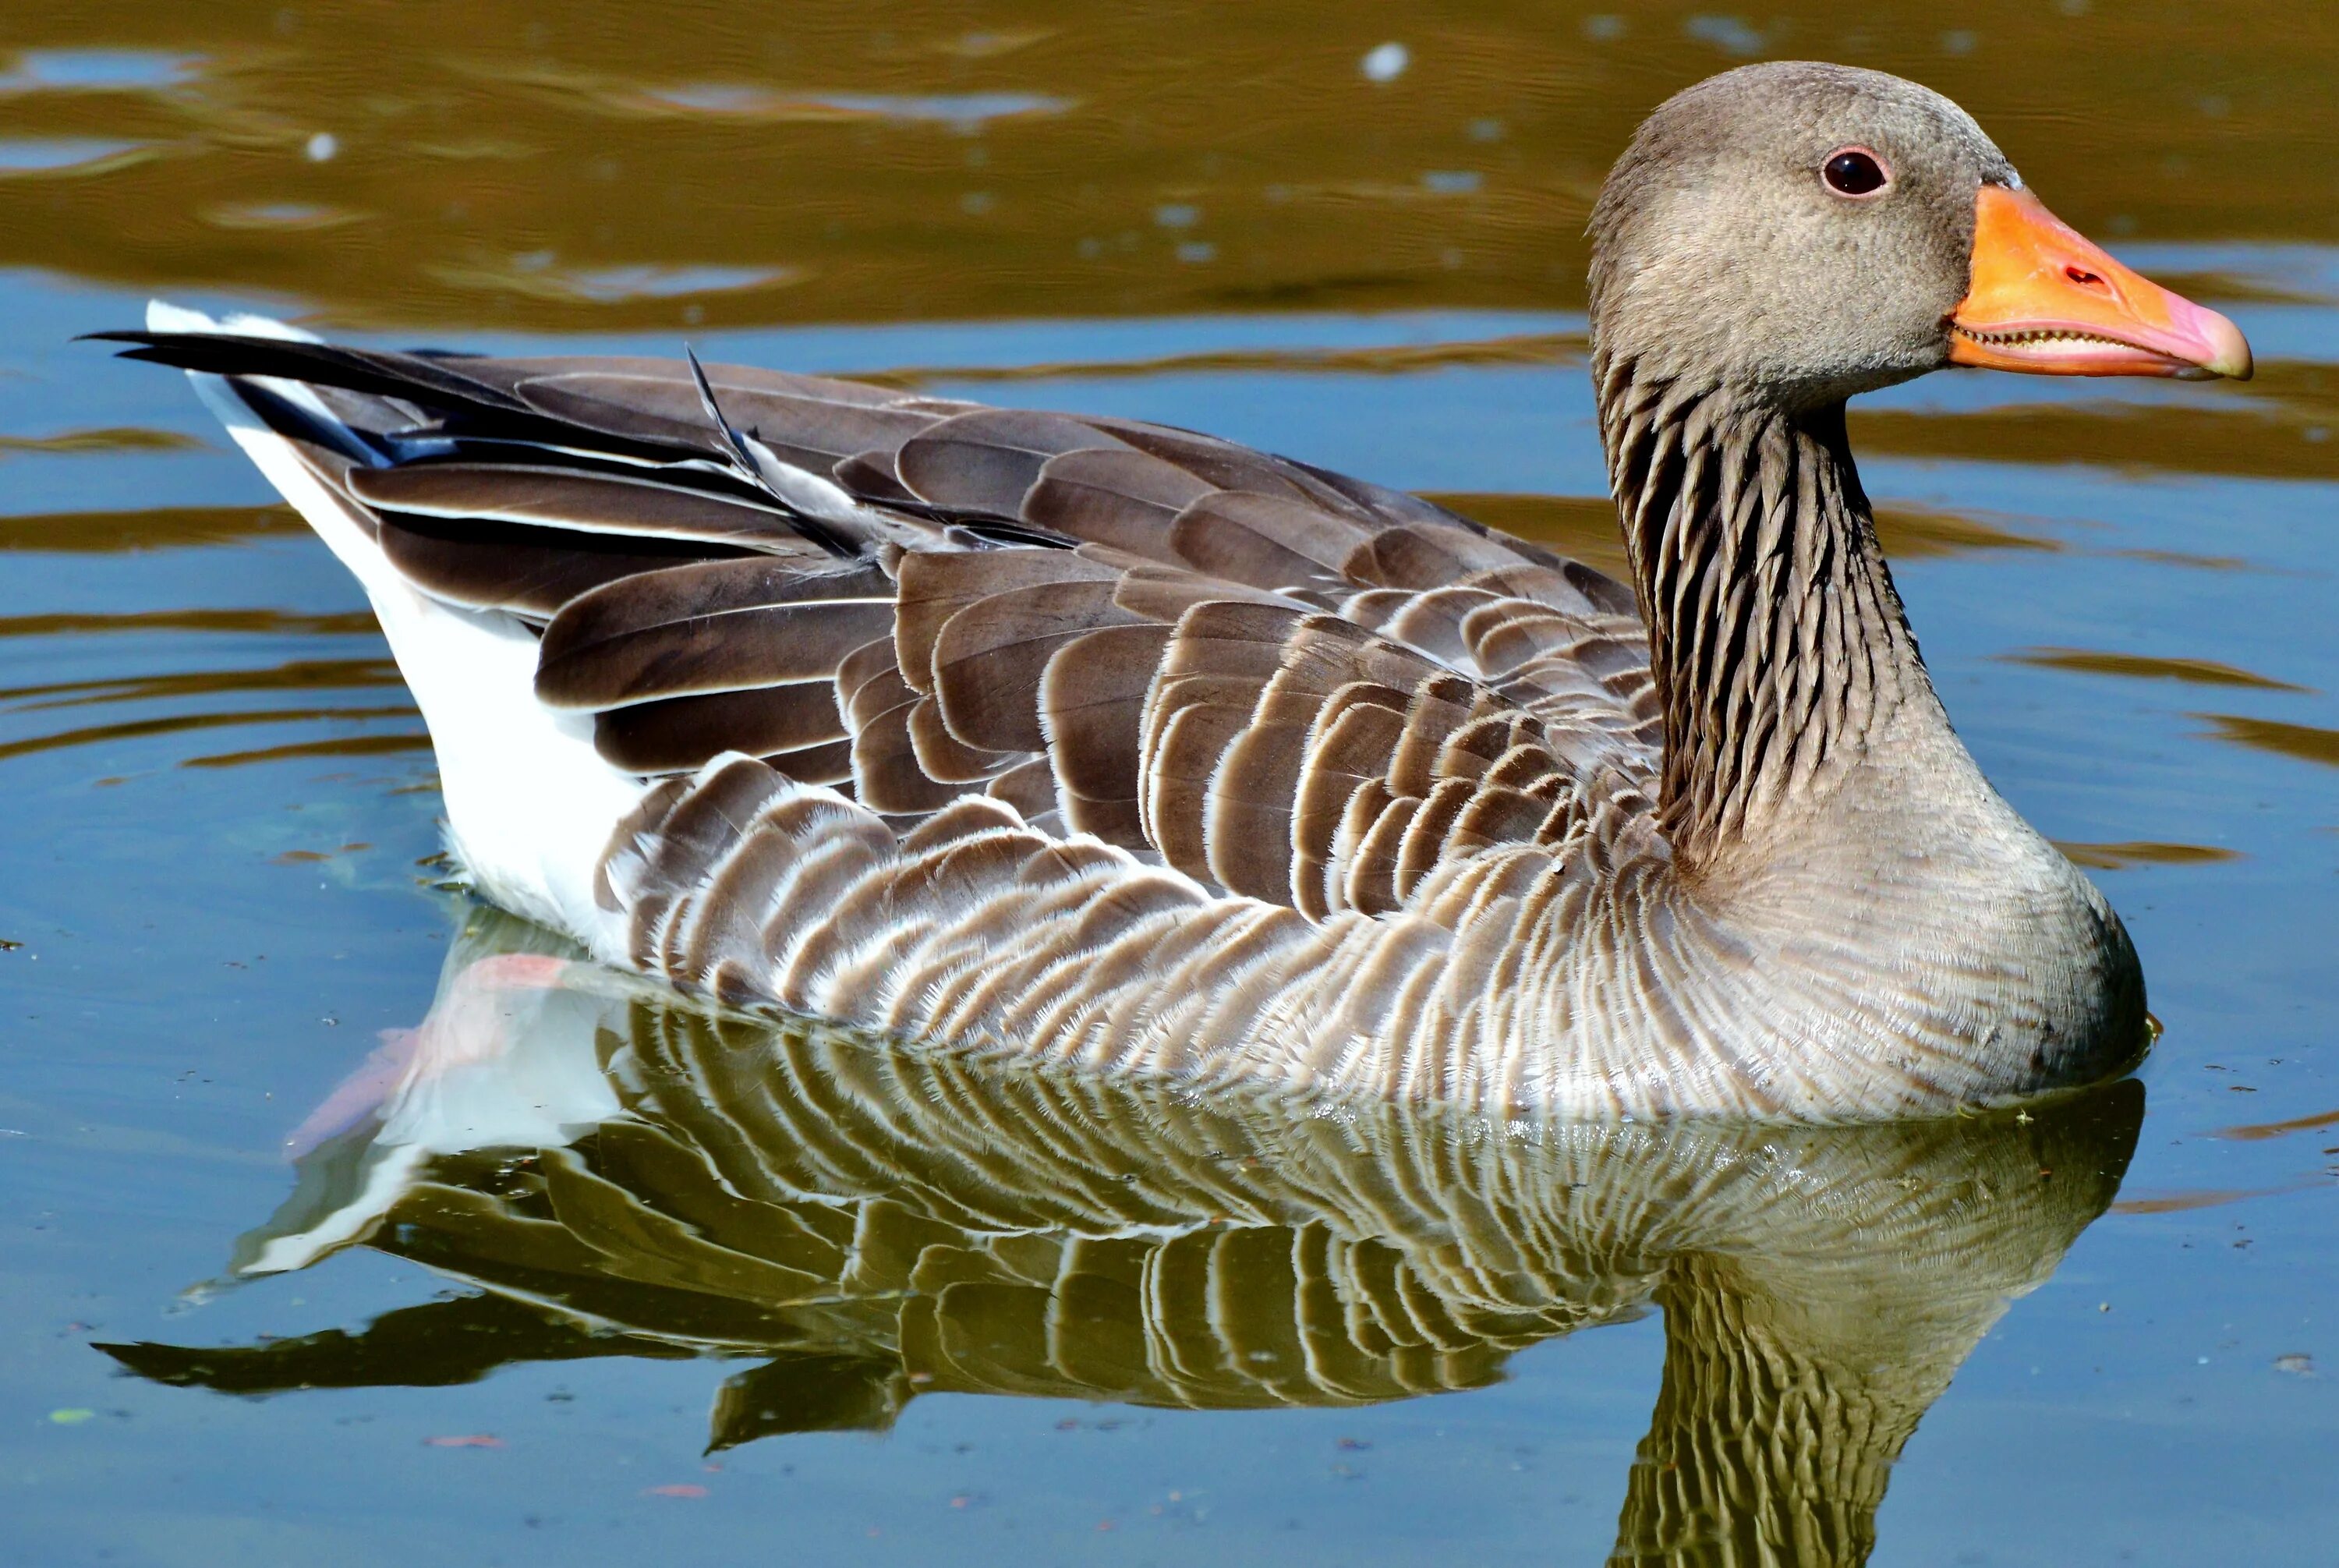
[101,331,1659,928]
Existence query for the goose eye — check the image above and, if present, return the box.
[1822,148,1890,197]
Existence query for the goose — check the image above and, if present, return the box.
[99,62,2252,1120]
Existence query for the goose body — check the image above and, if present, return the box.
[109,63,2249,1119]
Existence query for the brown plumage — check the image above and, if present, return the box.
[108,62,2252,1117]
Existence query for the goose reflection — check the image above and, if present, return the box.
[106,909,2140,1564]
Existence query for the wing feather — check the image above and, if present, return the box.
[536,560,894,710]
[108,326,1658,947]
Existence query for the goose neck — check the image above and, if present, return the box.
[1594,356,1944,867]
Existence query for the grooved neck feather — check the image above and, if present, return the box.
[1595,352,1935,863]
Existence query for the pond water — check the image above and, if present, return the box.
[1,3,2333,1563]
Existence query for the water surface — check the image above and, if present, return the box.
[1,4,2333,1563]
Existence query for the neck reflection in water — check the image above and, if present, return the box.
[105,908,2142,1564]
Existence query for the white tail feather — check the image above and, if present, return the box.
[150,301,645,958]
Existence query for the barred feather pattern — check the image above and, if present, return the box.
[116,322,2148,1119]
[1596,352,1925,859]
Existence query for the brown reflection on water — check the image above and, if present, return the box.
[0,425,201,453]
[0,653,398,710]
[2008,646,2312,693]
[0,700,416,763]
[2194,713,2339,768]
[1850,398,2339,485]
[0,575,413,766]
[849,330,1582,391]
[1871,504,2061,558]
[2054,840,2243,872]
[0,503,301,550]
[178,730,429,768]
[2213,1105,2339,1142]
[1427,490,1633,579]
[0,607,377,637]
[2,1,2332,331]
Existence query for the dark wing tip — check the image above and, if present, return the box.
[79,330,179,361]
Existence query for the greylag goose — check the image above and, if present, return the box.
[104,908,2142,1564]
[100,62,2251,1119]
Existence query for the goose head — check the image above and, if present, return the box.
[1589,62,2252,408]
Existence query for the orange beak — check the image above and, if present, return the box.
[1949,185,2252,380]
